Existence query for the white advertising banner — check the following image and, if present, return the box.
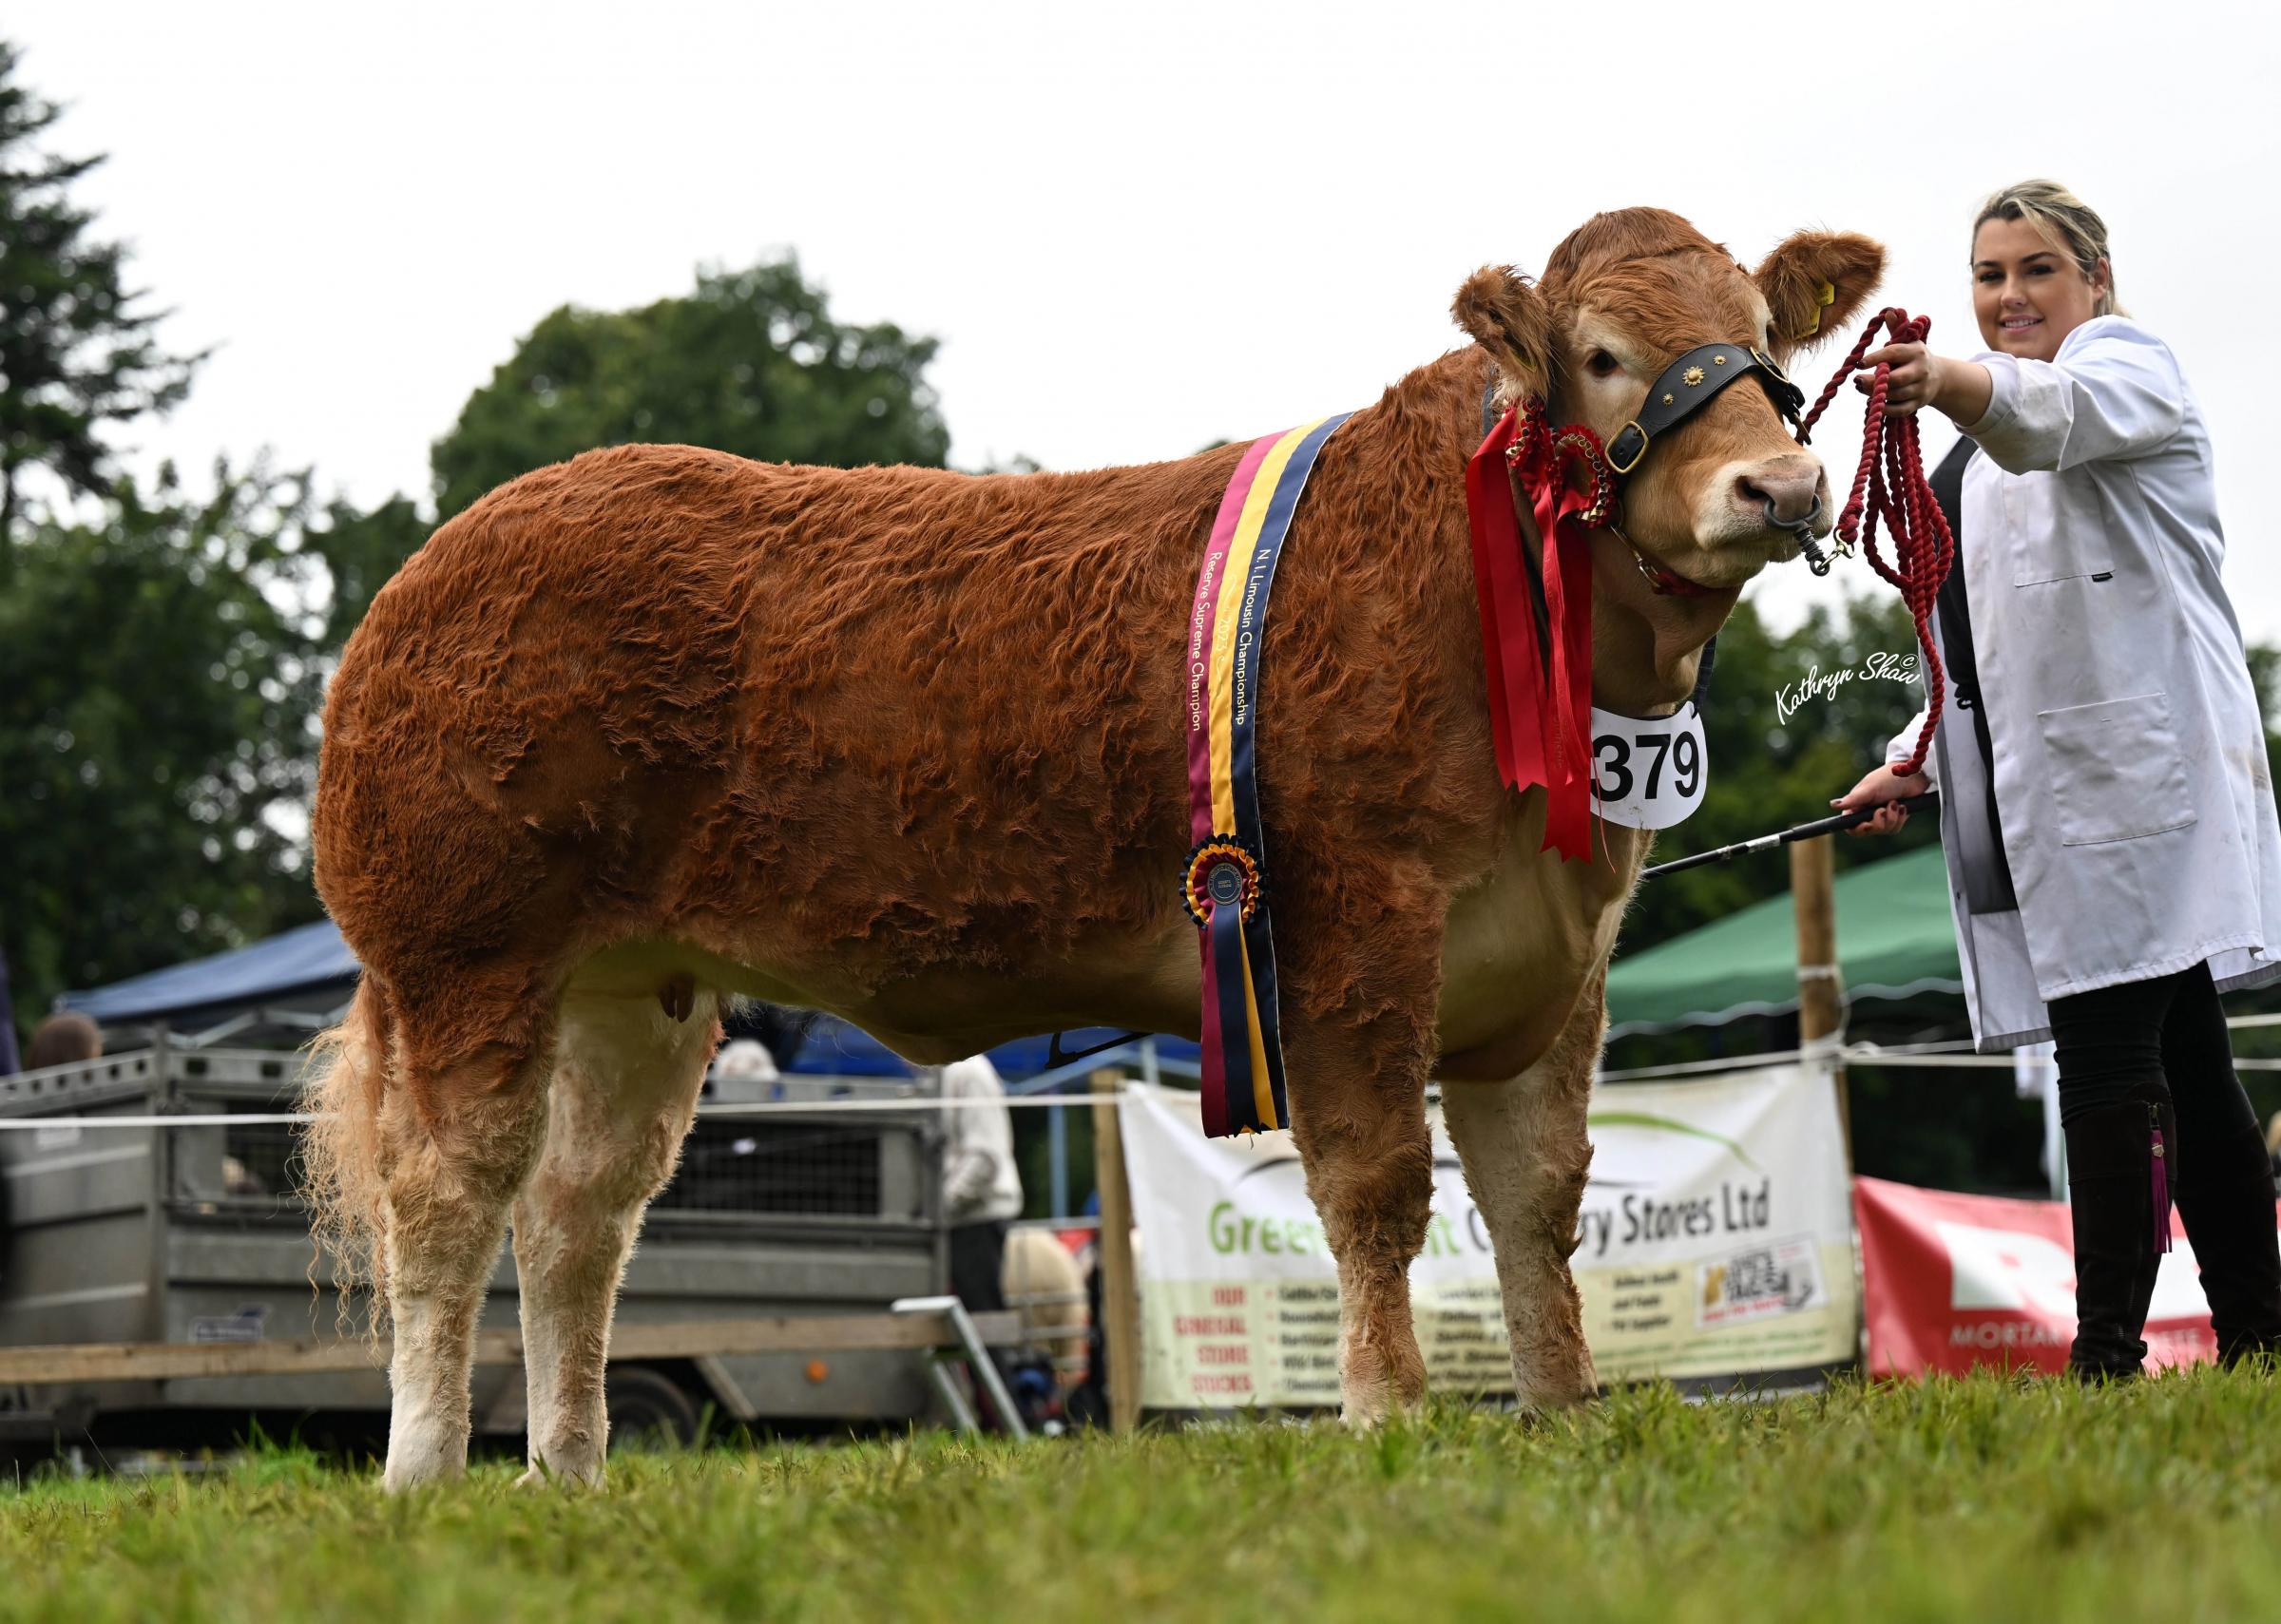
[1121,1062,1856,1409]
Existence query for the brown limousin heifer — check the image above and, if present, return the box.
[304,208,1881,1488]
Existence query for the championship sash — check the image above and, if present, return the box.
[1183,412,1353,1137]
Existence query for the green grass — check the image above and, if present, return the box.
[9,1370,2281,1622]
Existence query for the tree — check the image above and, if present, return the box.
[0,41,201,562]
[0,464,335,1024]
[307,491,431,648]
[2249,642,2281,792]
[1616,590,1944,957]
[431,258,950,518]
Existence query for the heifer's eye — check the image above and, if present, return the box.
[1585,350,1621,378]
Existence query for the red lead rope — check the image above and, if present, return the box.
[1794,308,1956,777]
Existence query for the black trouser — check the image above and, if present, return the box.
[2048,959,2281,1371]
[949,1220,1009,1314]
[948,1220,1016,1426]
[2050,959,2254,1138]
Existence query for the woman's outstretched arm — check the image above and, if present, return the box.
[1954,323,2185,473]
[1854,324,2184,472]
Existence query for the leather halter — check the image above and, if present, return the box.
[1475,342,1804,482]
[1605,342,1806,474]
[1479,340,1821,596]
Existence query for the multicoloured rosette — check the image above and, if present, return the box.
[1182,836,1263,928]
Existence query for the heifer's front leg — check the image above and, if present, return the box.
[1440,968,1606,1411]
[1283,878,1445,1427]
[1291,1033,1435,1425]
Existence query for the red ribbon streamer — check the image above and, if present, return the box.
[1465,405,1599,861]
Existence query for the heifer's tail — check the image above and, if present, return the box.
[298,977,393,1337]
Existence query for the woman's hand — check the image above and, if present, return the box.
[1832,764,1929,836]
[1854,342,1946,415]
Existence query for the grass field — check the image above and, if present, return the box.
[8,1370,2281,1622]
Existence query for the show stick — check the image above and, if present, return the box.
[1639,792,1940,880]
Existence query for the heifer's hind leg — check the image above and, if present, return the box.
[1440,971,1605,1412]
[511,981,719,1486]
[378,1003,553,1491]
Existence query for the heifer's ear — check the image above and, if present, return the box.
[1754,231,1886,354]
[1453,266,1552,395]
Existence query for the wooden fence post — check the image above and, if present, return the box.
[1089,1067,1141,1434]
[1791,835,1850,1168]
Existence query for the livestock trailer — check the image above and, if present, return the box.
[0,1036,966,1457]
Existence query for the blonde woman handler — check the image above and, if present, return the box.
[1838,182,2281,1379]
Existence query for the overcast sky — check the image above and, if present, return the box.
[15,0,2280,650]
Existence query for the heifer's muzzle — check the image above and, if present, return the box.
[1604,342,1832,576]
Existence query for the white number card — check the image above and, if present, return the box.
[1589,701,1709,830]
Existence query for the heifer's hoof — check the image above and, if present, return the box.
[1336,1331,1427,1430]
[379,1434,473,1493]
[1508,1379,1600,1421]
[1338,1385,1425,1430]
[515,1459,604,1491]
[380,1460,467,1495]
[1506,1401,1580,1433]
[1339,1398,1390,1431]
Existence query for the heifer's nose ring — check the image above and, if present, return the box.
[1762,495,1831,576]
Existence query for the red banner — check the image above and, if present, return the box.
[1852,1175,2281,1377]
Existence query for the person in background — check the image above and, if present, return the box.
[938,1053,1024,1317]
[1837,181,2281,1379]
[708,1037,780,1086]
[23,1011,101,1072]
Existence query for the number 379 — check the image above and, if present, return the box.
[1594,731,1700,800]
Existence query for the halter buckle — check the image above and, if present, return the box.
[1606,422,1649,475]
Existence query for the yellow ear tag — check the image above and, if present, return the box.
[1794,280,1837,340]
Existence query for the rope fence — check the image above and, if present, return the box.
[7,1015,2280,1130]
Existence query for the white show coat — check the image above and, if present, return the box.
[1887,315,2281,1050]
[937,1054,1025,1224]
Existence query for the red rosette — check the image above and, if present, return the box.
[1505,400,1617,532]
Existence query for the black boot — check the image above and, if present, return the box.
[2173,1121,2281,1366]
[2064,1097,2172,1381]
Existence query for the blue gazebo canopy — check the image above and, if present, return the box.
[59,919,357,1027]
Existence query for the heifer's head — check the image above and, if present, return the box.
[1454,208,1883,595]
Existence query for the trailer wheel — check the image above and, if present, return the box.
[604,1366,701,1452]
